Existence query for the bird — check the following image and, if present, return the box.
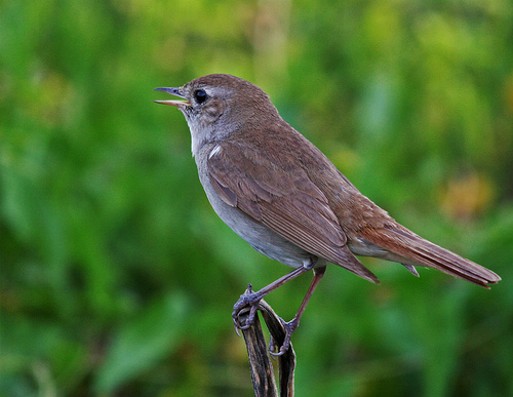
[155,74,501,355]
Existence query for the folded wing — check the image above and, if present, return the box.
[207,140,378,283]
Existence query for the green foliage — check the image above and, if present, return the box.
[95,292,190,394]
[1,0,512,396]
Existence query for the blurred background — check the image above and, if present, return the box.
[1,0,512,396]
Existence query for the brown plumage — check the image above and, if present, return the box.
[155,74,501,354]
[207,112,499,287]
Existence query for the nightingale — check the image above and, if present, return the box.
[155,74,501,355]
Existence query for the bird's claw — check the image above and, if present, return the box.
[269,317,298,356]
[232,286,261,330]
[232,285,299,356]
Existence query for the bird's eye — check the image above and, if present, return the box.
[194,89,208,104]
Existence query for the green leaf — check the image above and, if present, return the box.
[95,292,189,394]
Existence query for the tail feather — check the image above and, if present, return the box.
[360,224,501,288]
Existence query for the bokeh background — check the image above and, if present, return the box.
[1,0,512,396]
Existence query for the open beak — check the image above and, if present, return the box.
[154,87,190,107]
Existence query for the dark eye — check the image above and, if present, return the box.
[194,89,208,104]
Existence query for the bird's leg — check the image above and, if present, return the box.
[270,265,326,356]
[232,260,315,330]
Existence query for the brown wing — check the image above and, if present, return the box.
[207,140,378,282]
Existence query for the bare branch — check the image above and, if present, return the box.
[238,295,296,397]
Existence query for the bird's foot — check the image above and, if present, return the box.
[232,284,261,331]
[269,317,299,356]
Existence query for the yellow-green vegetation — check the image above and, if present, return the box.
[1,1,512,396]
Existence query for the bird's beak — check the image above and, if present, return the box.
[154,87,190,108]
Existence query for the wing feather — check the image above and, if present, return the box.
[207,141,378,282]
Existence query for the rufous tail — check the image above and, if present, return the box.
[360,224,501,288]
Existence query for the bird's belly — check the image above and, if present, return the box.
[199,173,311,268]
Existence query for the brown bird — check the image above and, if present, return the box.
[155,74,501,354]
